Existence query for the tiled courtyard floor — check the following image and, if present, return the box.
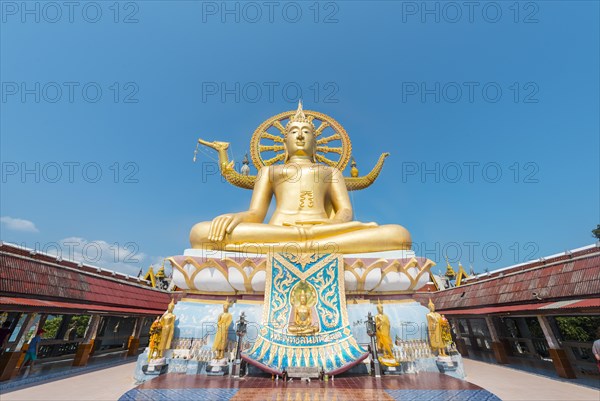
[1,358,598,401]
[120,372,498,401]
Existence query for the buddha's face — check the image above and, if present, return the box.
[300,294,307,305]
[285,122,315,159]
[429,304,435,312]
[377,305,383,314]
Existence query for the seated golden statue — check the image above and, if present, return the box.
[288,290,318,336]
[189,102,411,254]
[426,299,447,357]
[375,301,394,359]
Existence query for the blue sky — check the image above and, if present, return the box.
[1,1,598,276]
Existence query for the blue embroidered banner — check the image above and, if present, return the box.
[244,253,367,373]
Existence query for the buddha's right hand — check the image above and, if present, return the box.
[208,213,243,242]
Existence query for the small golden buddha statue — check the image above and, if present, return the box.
[288,290,318,336]
[158,299,176,357]
[426,299,447,356]
[375,300,394,359]
[213,300,233,360]
[148,317,162,361]
[189,101,411,254]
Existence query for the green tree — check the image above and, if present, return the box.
[555,316,600,342]
[41,316,63,339]
[72,315,90,337]
[592,224,600,240]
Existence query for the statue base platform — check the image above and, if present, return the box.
[382,364,403,375]
[436,355,458,373]
[378,356,400,367]
[134,353,169,382]
[206,362,229,376]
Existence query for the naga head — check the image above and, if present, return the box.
[198,139,230,151]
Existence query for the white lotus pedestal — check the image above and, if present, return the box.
[168,249,434,295]
[206,358,229,376]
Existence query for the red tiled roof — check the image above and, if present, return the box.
[0,297,166,315]
[0,246,172,314]
[418,248,600,311]
[441,298,600,315]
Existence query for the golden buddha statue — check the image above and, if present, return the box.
[375,300,394,359]
[148,317,162,361]
[213,300,233,359]
[189,101,411,254]
[426,299,447,357]
[288,290,319,336]
[158,299,176,357]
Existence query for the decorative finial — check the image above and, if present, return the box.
[286,100,315,130]
[445,256,456,279]
[156,262,166,279]
[241,153,250,176]
[350,157,359,178]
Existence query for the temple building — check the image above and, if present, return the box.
[1,240,598,386]
[0,242,172,381]
[422,244,600,382]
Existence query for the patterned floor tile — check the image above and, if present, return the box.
[231,388,394,401]
[121,373,501,400]
[119,388,239,401]
[385,390,501,401]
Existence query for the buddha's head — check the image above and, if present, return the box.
[284,101,316,162]
[428,298,435,312]
[167,299,175,313]
[376,299,383,314]
[299,290,307,305]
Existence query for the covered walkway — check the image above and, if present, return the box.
[0,242,172,382]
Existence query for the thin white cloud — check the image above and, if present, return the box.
[46,237,149,276]
[0,216,39,233]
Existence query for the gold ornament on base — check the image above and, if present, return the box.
[212,299,233,360]
[427,299,447,357]
[148,317,162,361]
[375,300,399,367]
[157,299,176,358]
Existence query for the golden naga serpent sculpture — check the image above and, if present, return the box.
[196,109,390,191]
